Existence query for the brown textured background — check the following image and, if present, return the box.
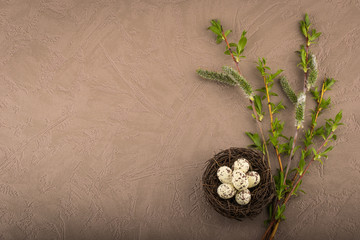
[0,0,359,239]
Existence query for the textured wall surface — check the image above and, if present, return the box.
[0,0,359,239]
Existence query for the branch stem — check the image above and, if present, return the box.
[262,220,275,240]
[263,75,283,172]
[269,220,280,240]
[251,99,271,169]
[222,30,242,75]
[283,128,299,184]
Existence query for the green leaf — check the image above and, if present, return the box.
[266,205,273,225]
[305,13,310,27]
[322,146,334,155]
[311,87,320,101]
[274,170,288,200]
[312,147,317,157]
[299,45,307,69]
[271,69,283,79]
[238,37,247,52]
[310,30,321,41]
[304,130,313,147]
[253,95,264,120]
[300,23,307,37]
[313,127,324,137]
[312,147,324,164]
[272,101,285,114]
[269,135,278,147]
[241,30,247,38]
[292,180,303,196]
[210,19,220,27]
[229,42,237,48]
[319,97,331,110]
[325,121,332,137]
[297,151,306,175]
[256,87,266,93]
[325,78,336,90]
[224,49,231,55]
[280,137,292,156]
[294,145,301,155]
[224,29,232,37]
[209,19,222,31]
[245,132,263,152]
[208,26,222,36]
[257,67,265,76]
[246,132,261,147]
[335,110,343,123]
[275,204,286,220]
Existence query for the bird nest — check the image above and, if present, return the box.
[202,147,275,220]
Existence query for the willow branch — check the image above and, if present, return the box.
[283,36,310,184]
[221,29,271,169]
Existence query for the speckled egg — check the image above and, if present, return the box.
[217,166,232,184]
[233,158,250,173]
[217,183,236,199]
[235,189,251,205]
[247,171,261,188]
[232,169,249,190]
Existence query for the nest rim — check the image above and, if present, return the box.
[202,147,275,221]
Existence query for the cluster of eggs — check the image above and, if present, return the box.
[216,158,260,205]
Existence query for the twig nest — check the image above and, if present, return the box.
[233,158,250,173]
[247,171,261,188]
[217,166,232,184]
[232,170,249,190]
[217,183,236,199]
[235,189,251,205]
[202,147,275,220]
